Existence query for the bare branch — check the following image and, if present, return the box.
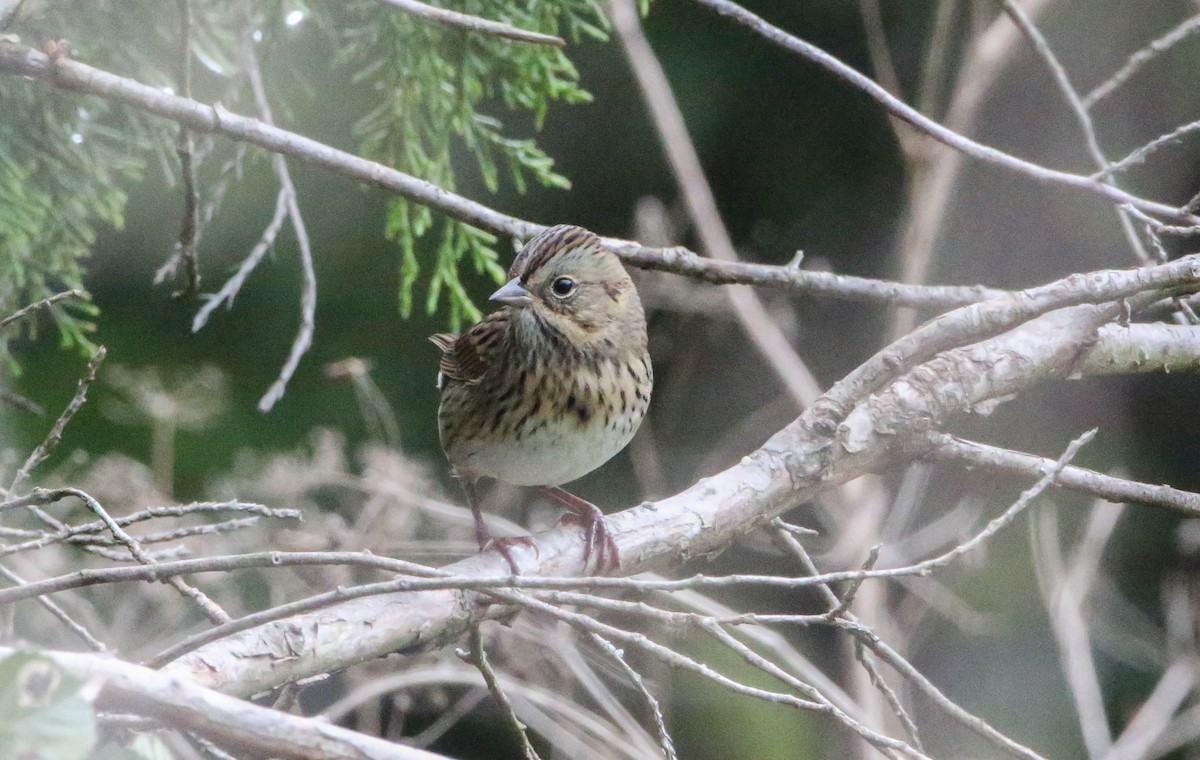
[815,255,1200,426]
[925,434,1200,518]
[1097,118,1200,179]
[610,0,820,407]
[465,625,543,760]
[0,564,106,651]
[47,487,231,624]
[0,646,457,760]
[589,633,677,760]
[158,0,202,297]
[0,40,1189,312]
[1083,12,1200,109]
[0,289,84,332]
[243,37,315,412]
[774,528,924,755]
[377,0,565,46]
[608,243,1007,306]
[686,0,1198,225]
[9,347,106,494]
[1001,0,1150,264]
[192,188,288,331]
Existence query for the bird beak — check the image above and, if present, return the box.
[489,277,534,307]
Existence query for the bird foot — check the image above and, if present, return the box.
[540,486,620,572]
[480,534,536,574]
[556,506,620,573]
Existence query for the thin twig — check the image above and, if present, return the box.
[825,545,880,622]
[1083,12,1200,108]
[1001,0,1149,264]
[0,547,1019,609]
[609,243,1007,307]
[465,625,543,760]
[774,525,923,754]
[0,289,83,332]
[53,487,231,624]
[685,0,1199,225]
[777,429,1096,760]
[491,589,926,758]
[378,0,564,46]
[589,633,678,760]
[0,501,296,560]
[906,429,1095,574]
[192,187,289,331]
[839,617,1049,760]
[801,527,1050,760]
[610,0,821,407]
[163,0,202,297]
[9,347,105,494]
[0,564,106,651]
[924,433,1200,518]
[65,515,265,548]
[244,38,316,412]
[1098,118,1200,179]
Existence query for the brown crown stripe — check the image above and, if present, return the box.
[509,224,600,281]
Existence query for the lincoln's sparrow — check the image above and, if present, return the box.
[432,225,652,573]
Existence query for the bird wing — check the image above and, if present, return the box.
[429,312,506,386]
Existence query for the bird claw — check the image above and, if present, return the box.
[481,534,536,574]
[558,510,620,573]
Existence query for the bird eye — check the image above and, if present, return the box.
[550,277,577,298]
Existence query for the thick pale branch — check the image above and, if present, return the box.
[162,298,1200,698]
[0,647,453,760]
[816,256,1200,425]
[1077,322,1200,376]
[838,304,1116,455]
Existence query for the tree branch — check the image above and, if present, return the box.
[0,289,83,331]
[0,40,1167,313]
[0,647,455,760]
[161,295,1200,698]
[377,0,565,46]
[923,432,1200,518]
[610,0,821,407]
[687,0,1199,225]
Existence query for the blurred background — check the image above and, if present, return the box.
[4,0,1200,757]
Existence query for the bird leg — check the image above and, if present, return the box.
[462,480,529,574]
[540,486,620,572]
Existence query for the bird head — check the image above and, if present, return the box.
[491,225,645,349]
